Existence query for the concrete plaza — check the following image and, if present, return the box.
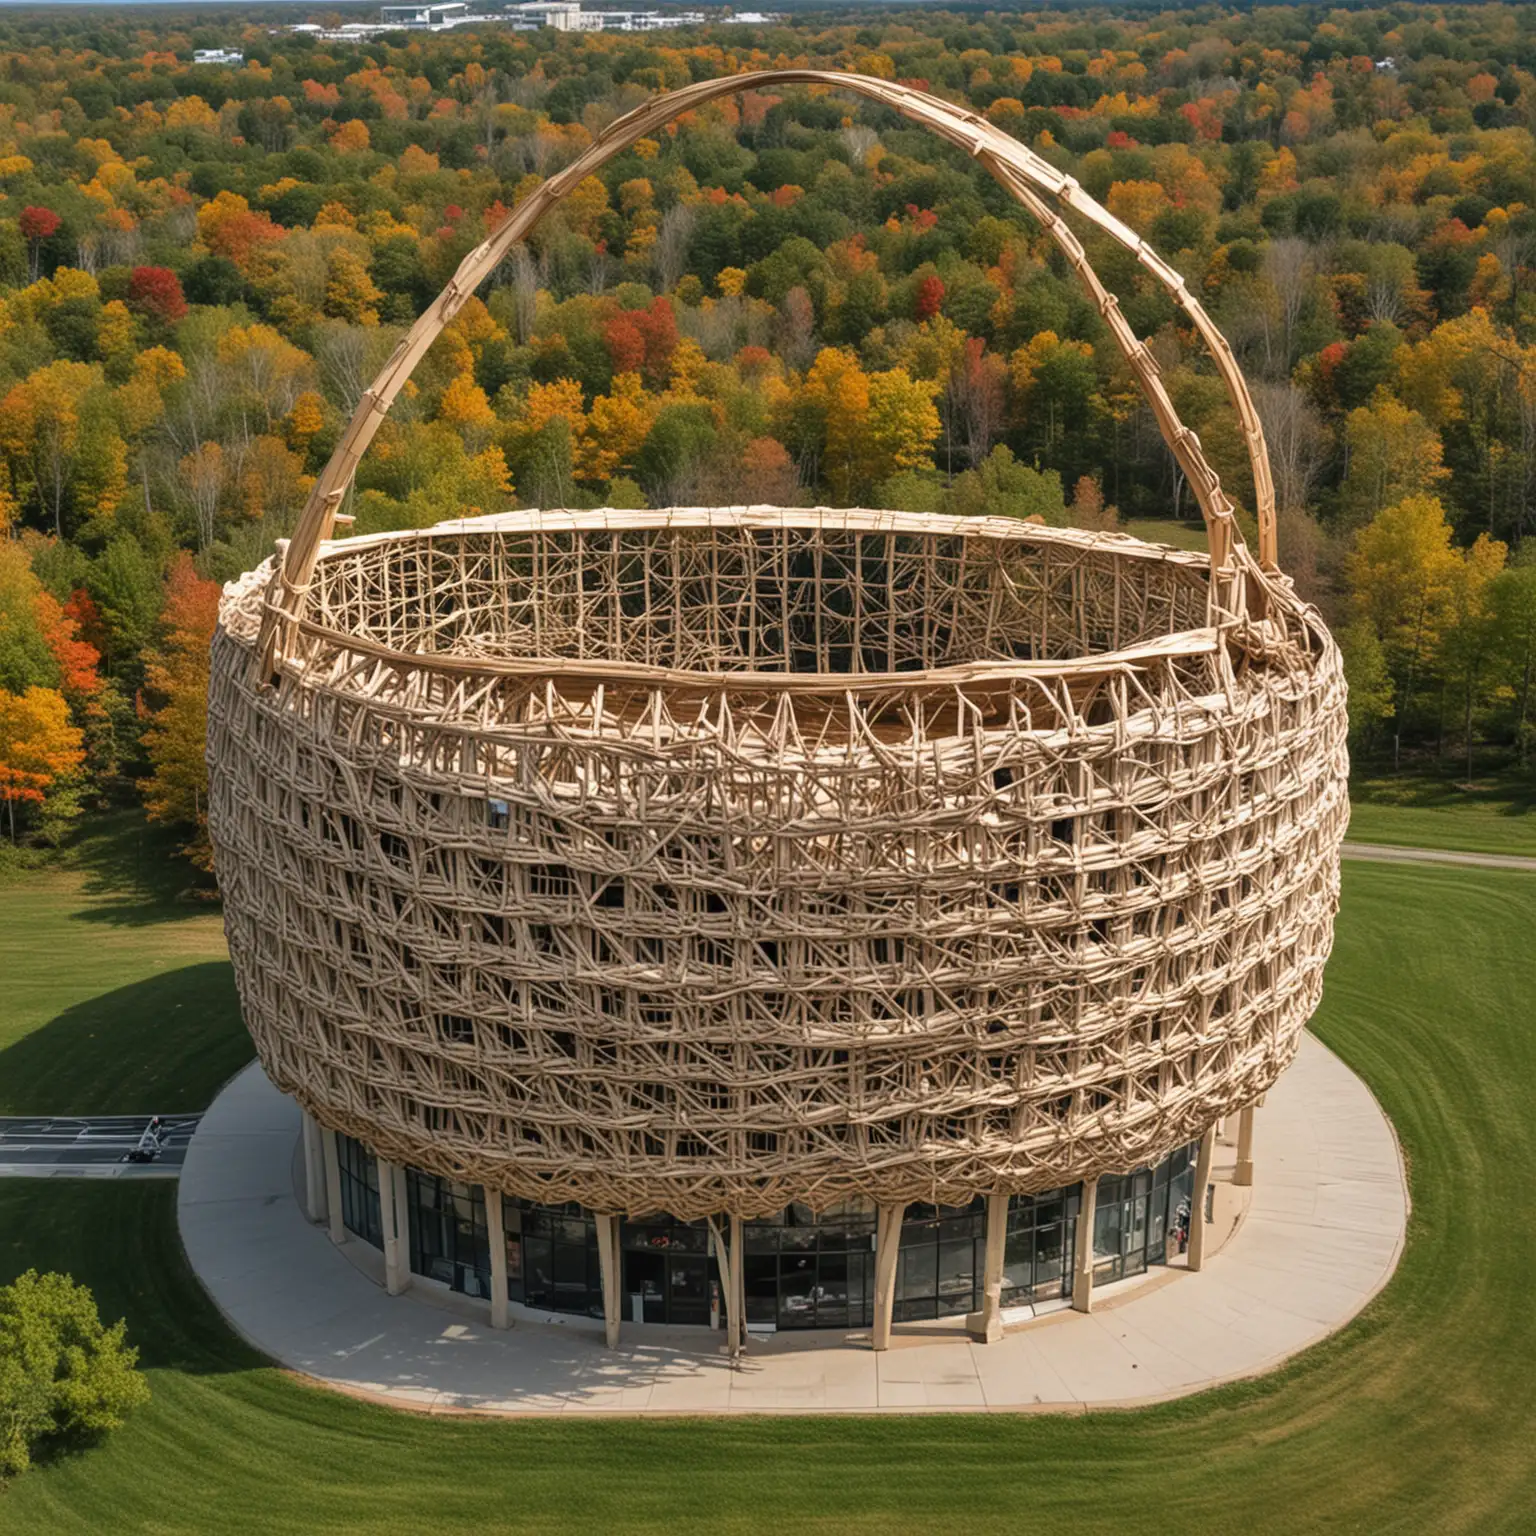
[178,1033,1407,1415]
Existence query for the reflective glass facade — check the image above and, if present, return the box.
[336,1135,1200,1329]
[405,1170,491,1299]
[509,1200,604,1317]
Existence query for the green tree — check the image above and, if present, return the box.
[1489,558,1536,767]
[1338,619,1395,753]
[0,1269,150,1478]
[1438,533,1507,782]
[138,552,222,870]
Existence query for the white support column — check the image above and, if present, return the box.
[1071,1176,1099,1313]
[485,1187,509,1330]
[322,1127,346,1246]
[1187,1125,1217,1272]
[378,1155,407,1295]
[595,1213,622,1350]
[301,1110,327,1225]
[966,1193,1010,1343]
[871,1202,903,1351]
[1234,1104,1257,1188]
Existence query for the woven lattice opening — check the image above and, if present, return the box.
[206,70,1350,1223]
[307,513,1210,674]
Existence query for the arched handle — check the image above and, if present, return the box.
[251,70,1277,682]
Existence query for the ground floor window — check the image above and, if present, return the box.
[620,1214,712,1325]
[508,1200,604,1318]
[744,1201,878,1330]
[1091,1143,1197,1285]
[336,1133,381,1249]
[336,1136,1201,1327]
[894,1200,987,1323]
[1002,1187,1080,1306]
[405,1171,490,1299]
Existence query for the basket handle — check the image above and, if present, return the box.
[252,70,1276,682]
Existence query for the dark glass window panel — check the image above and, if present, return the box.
[897,1242,938,1308]
[937,1237,978,1308]
[522,1236,554,1308]
[744,1255,778,1323]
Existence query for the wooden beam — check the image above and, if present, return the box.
[486,1188,509,1330]
[595,1213,622,1350]
[730,1213,746,1357]
[967,1193,1010,1343]
[708,1217,743,1360]
[1072,1176,1099,1313]
[1187,1126,1218,1272]
[871,1203,903,1351]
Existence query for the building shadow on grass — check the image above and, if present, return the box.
[61,811,221,927]
[0,963,252,1117]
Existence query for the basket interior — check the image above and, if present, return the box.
[310,519,1209,676]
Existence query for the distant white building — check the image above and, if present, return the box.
[380,1,470,24]
[506,1,704,29]
[281,0,721,39]
[192,48,245,65]
[508,1,604,30]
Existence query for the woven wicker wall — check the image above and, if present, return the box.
[207,509,1348,1220]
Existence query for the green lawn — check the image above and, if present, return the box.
[1348,767,1536,858]
[1120,515,1209,552]
[2,859,1535,1533]
[0,815,250,1115]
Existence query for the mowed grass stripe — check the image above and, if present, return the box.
[0,862,1533,1532]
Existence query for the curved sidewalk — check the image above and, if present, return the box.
[178,1033,1407,1415]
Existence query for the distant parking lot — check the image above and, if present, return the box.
[0,1115,201,1178]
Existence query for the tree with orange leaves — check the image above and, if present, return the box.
[138,553,221,870]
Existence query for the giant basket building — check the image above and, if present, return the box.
[206,71,1349,1351]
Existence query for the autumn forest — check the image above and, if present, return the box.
[1,3,1535,870]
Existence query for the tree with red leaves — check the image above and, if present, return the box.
[602,312,647,376]
[915,274,946,322]
[33,589,101,701]
[602,297,678,386]
[19,205,59,279]
[127,267,188,326]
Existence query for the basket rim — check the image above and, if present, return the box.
[271,505,1233,697]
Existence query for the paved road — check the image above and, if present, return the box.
[0,1114,201,1179]
[1341,841,1536,873]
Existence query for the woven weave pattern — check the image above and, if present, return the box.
[208,509,1348,1219]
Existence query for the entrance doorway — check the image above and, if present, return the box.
[620,1216,714,1324]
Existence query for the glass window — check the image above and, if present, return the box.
[336,1134,382,1249]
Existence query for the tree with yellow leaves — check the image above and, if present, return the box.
[324,245,382,326]
[0,361,124,537]
[1346,494,1465,769]
[1338,391,1447,529]
[0,685,83,844]
[438,372,498,445]
[580,373,655,483]
[794,349,939,503]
